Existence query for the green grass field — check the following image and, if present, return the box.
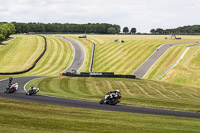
[1,34,200,132]
[24,36,74,76]
[66,35,199,75]
[161,45,200,87]
[144,44,192,79]
[1,98,200,133]
[26,76,200,112]
[144,37,200,87]
[0,35,74,79]
[0,35,44,72]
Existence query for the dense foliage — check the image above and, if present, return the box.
[0,23,16,41]
[130,27,136,34]
[123,27,129,34]
[11,22,120,34]
[151,25,200,35]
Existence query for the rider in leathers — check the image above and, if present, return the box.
[105,90,121,100]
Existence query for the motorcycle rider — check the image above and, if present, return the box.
[8,77,13,87]
[28,86,39,94]
[11,83,18,91]
[105,90,121,100]
[29,86,36,92]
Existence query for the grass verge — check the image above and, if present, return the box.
[0,98,200,133]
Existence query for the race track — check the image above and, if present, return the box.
[58,36,85,72]
[132,42,194,78]
[1,37,200,119]
[1,76,200,119]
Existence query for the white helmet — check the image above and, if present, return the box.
[116,90,120,92]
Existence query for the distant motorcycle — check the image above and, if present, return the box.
[4,83,18,94]
[99,91,121,105]
[26,86,39,96]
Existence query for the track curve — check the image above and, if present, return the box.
[58,36,85,73]
[132,42,194,78]
[0,76,200,119]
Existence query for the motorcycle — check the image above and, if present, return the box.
[4,83,18,94]
[99,92,121,105]
[26,86,39,96]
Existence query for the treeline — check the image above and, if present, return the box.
[11,22,120,34]
[0,23,16,42]
[150,25,200,35]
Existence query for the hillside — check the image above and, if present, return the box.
[0,35,74,79]
[26,76,200,112]
[66,35,199,75]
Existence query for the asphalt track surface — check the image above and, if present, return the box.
[58,36,85,72]
[132,42,194,78]
[1,76,200,119]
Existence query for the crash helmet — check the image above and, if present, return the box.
[15,83,18,85]
[116,90,120,92]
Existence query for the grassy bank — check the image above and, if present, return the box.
[144,42,200,87]
[162,45,200,87]
[26,76,200,112]
[66,35,199,75]
[1,98,200,133]
[0,35,74,80]
[0,35,44,72]
[24,36,74,76]
[144,44,192,79]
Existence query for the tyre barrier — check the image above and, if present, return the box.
[62,72,136,79]
[0,35,47,75]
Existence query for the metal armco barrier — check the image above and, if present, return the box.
[0,35,47,75]
[62,72,136,79]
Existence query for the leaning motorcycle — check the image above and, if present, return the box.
[26,86,39,96]
[99,93,121,105]
[4,84,18,94]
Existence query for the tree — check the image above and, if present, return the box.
[150,29,156,34]
[123,27,129,34]
[10,22,121,34]
[107,27,117,34]
[156,28,164,35]
[0,23,16,41]
[0,34,5,41]
[130,28,136,34]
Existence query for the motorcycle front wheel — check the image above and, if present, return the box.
[99,99,104,104]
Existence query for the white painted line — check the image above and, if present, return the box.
[0,78,8,82]
[133,42,195,78]
[23,76,44,92]
[157,43,199,80]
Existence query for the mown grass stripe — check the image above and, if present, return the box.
[103,41,151,73]
[94,41,148,67]
[40,37,64,75]
[94,41,134,71]
[30,36,57,75]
